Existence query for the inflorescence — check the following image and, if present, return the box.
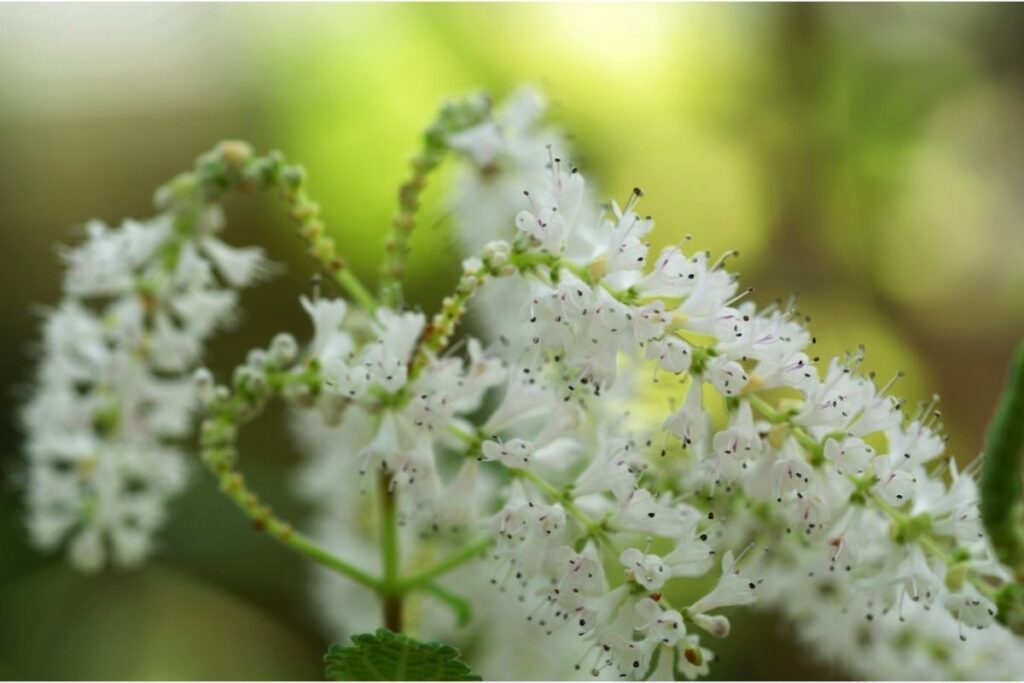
[20,88,1022,680]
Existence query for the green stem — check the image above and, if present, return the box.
[747,393,823,460]
[335,269,378,314]
[379,156,441,308]
[199,363,385,594]
[412,263,490,374]
[399,537,494,591]
[215,468,382,591]
[378,97,491,307]
[165,142,378,313]
[515,467,562,499]
[422,583,473,627]
[447,423,480,446]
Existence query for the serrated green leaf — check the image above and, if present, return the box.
[324,629,481,681]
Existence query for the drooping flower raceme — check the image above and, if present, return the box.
[20,92,1022,680]
[22,197,274,571]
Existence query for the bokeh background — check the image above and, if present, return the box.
[1,3,1022,679]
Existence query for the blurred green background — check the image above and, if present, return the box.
[1,3,1022,679]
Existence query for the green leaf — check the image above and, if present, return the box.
[324,629,481,681]
[980,342,1024,571]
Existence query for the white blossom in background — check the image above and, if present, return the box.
[22,203,273,571]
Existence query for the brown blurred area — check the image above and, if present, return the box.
[0,3,1021,679]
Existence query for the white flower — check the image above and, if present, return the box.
[705,356,749,397]
[545,545,607,610]
[599,198,653,275]
[639,246,708,299]
[40,302,108,381]
[646,336,692,375]
[573,428,640,500]
[24,184,279,571]
[824,436,875,475]
[481,438,534,469]
[663,380,709,447]
[301,296,349,361]
[673,635,712,680]
[796,357,864,431]
[636,597,686,646]
[885,544,944,612]
[847,382,901,437]
[422,460,480,535]
[770,441,815,500]
[664,527,716,579]
[172,288,239,339]
[25,93,1022,682]
[672,264,738,331]
[620,548,669,591]
[490,484,566,576]
[62,219,169,296]
[915,460,984,544]
[633,301,670,343]
[482,366,553,434]
[446,121,504,166]
[200,235,275,288]
[612,489,694,538]
[709,400,761,483]
[688,550,760,615]
[141,375,199,438]
[886,417,945,468]
[872,456,918,506]
[944,586,997,637]
[456,338,507,412]
[515,167,586,254]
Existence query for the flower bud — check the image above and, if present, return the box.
[269,333,299,366]
[193,367,216,405]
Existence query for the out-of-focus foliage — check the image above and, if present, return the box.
[0,3,1020,679]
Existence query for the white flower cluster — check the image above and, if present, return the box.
[23,91,1020,680]
[21,201,273,571]
[293,293,510,531]
[429,93,1018,678]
